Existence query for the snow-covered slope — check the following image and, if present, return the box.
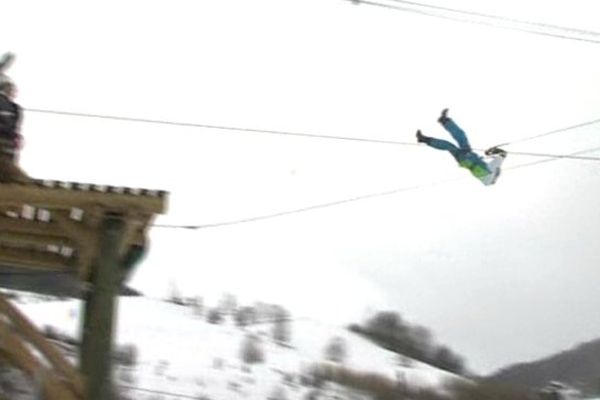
[12,296,462,399]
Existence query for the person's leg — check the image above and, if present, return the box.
[438,110,472,151]
[417,130,461,161]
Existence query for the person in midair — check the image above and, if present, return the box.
[416,108,507,185]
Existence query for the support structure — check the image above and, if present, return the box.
[0,179,168,399]
[80,214,126,400]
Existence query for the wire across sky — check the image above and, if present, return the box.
[23,105,600,230]
[152,143,600,231]
[22,0,600,233]
[25,108,600,162]
[349,0,600,45]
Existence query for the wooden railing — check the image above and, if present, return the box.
[0,293,85,399]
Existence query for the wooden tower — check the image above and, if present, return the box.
[0,179,168,400]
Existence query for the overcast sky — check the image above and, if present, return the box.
[3,0,600,375]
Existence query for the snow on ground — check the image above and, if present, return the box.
[10,295,461,399]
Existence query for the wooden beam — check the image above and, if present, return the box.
[0,215,83,237]
[0,295,85,397]
[0,231,75,248]
[0,213,154,286]
[0,246,77,272]
[0,181,167,214]
[0,337,82,400]
[0,270,83,298]
[80,213,125,400]
[51,211,101,281]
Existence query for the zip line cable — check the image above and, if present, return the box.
[491,117,600,148]
[493,151,600,162]
[152,144,600,231]
[351,0,600,45]
[152,178,460,230]
[508,144,600,170]
[384,0,600,39]
[24,108,600,161]
[23,109,599,230]
[24,107,418,147]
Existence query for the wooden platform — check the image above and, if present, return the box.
[0,179,168,297]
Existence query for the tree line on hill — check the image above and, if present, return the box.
[165,289,468,375]
[349,310,467,375]
[486,337,600,397]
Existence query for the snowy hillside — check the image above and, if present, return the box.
[11,295,462,399]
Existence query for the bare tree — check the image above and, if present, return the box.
[219,293,238,316]
[272,307,292,345]
[324,336,348,364]
[192,296,204,317]
[240,334,266,366]
[207,308,223,324]
[235,306,256,328]
[167,280,183,305]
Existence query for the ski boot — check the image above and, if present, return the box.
[437,108,449,123]
[416,130,429,143]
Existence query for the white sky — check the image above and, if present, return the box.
[3,0,600,375]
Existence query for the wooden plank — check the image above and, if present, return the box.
[51,212,99,282]
[0,294,85,397]
[0,216,73,236]
[0,270,83,298]
[0,246,77,272]
[0,340,82,400]
[0,230,75,249]
[0,181,166,296]
[0,214,153,283]
[0,182,167,214]
[0,211,97,282]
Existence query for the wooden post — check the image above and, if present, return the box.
[80,213,124,400]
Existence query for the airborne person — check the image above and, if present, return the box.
[416,109,507,185]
